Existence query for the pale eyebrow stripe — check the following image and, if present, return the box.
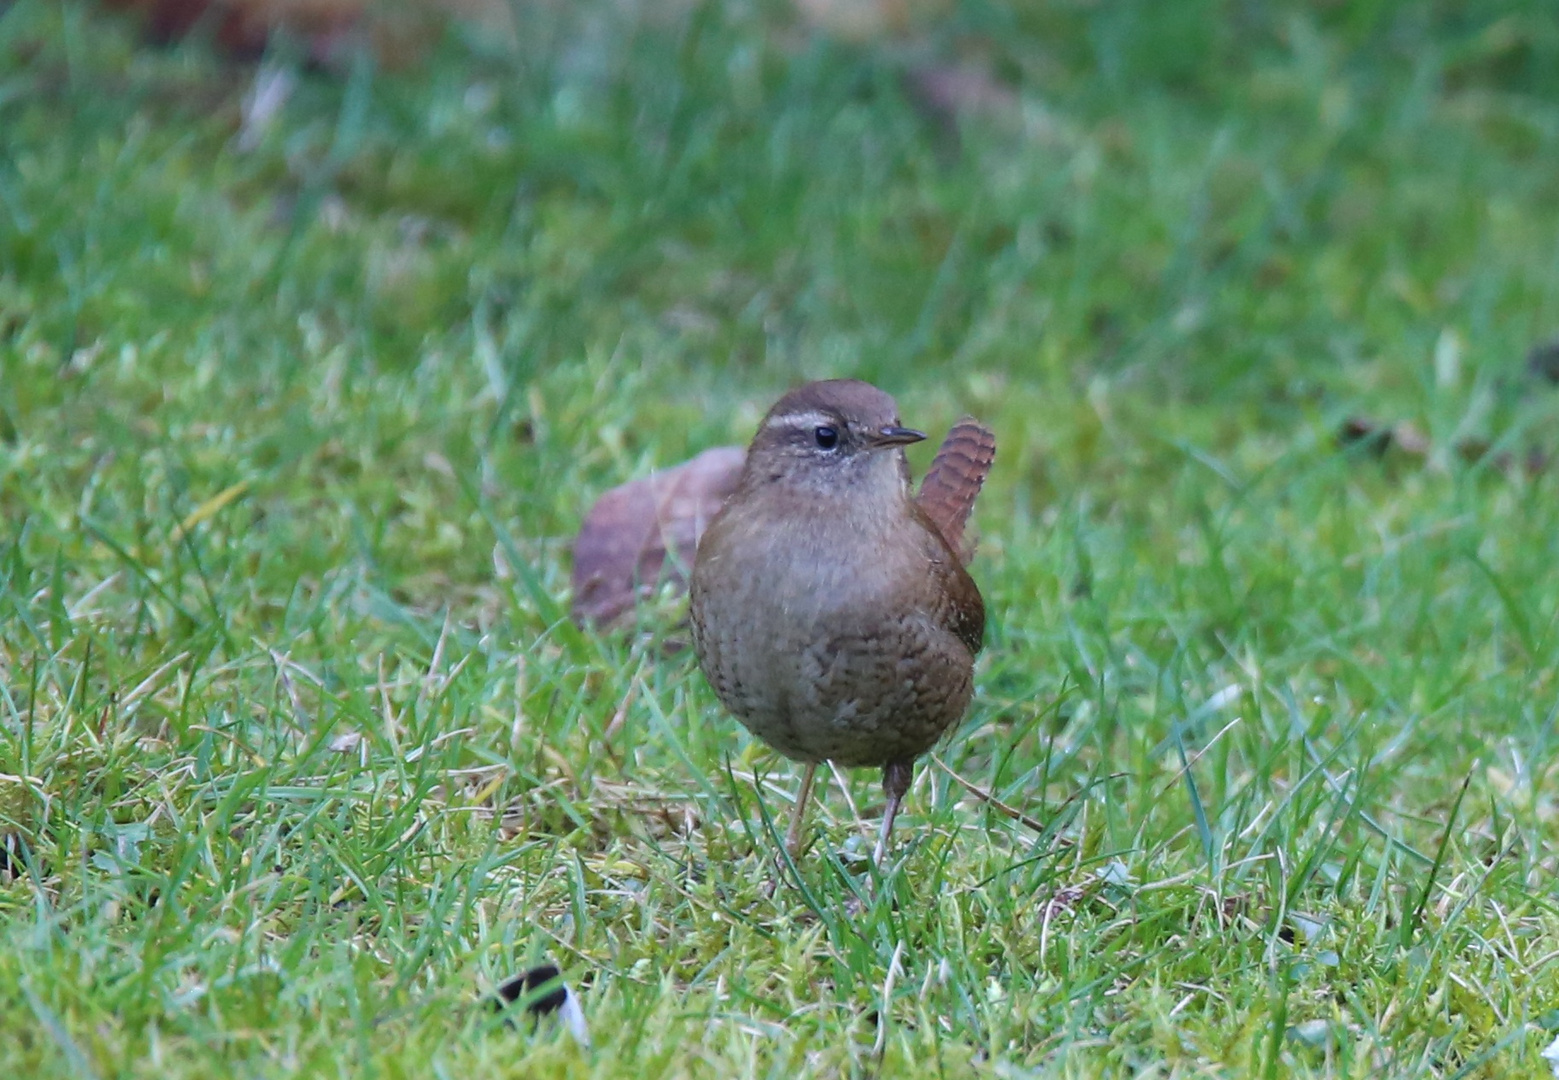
[764,410,837,431]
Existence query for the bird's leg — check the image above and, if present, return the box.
[873,760,914,866]
[784,761,819,858]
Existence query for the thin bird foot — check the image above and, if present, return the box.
[872,760,914,866]
[784,761,819,858]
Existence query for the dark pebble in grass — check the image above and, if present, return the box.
[1527,338,1559,384]
[1336,417,1394,456]
[493,964,591,1045]
[495,964,568,1015]
[1336,418,1433,458]
[0,837,20,881]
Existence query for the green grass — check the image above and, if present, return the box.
[4,0,1559,1074]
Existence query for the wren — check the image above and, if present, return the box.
[689,379,990,864]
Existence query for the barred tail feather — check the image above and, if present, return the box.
[916,417,995,564]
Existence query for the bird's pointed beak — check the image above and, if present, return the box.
[870,426,927,449]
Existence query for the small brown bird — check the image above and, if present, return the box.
[690,380,992,863]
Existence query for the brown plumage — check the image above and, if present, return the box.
[689,380,992,863]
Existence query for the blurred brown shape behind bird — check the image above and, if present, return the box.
[571,446,746,629]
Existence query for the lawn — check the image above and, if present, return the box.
[4,0,1559,1075]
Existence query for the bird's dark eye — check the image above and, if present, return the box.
[813,426,839,450]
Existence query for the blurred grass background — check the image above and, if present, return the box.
[3,0,1559,1075]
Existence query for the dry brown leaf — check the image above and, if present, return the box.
[570,446,746,628]
[98,0,512,66]
[791,0,950,41]
[903,63,1020,131]
[100,0,364,62]
[1337,416,1548,477]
